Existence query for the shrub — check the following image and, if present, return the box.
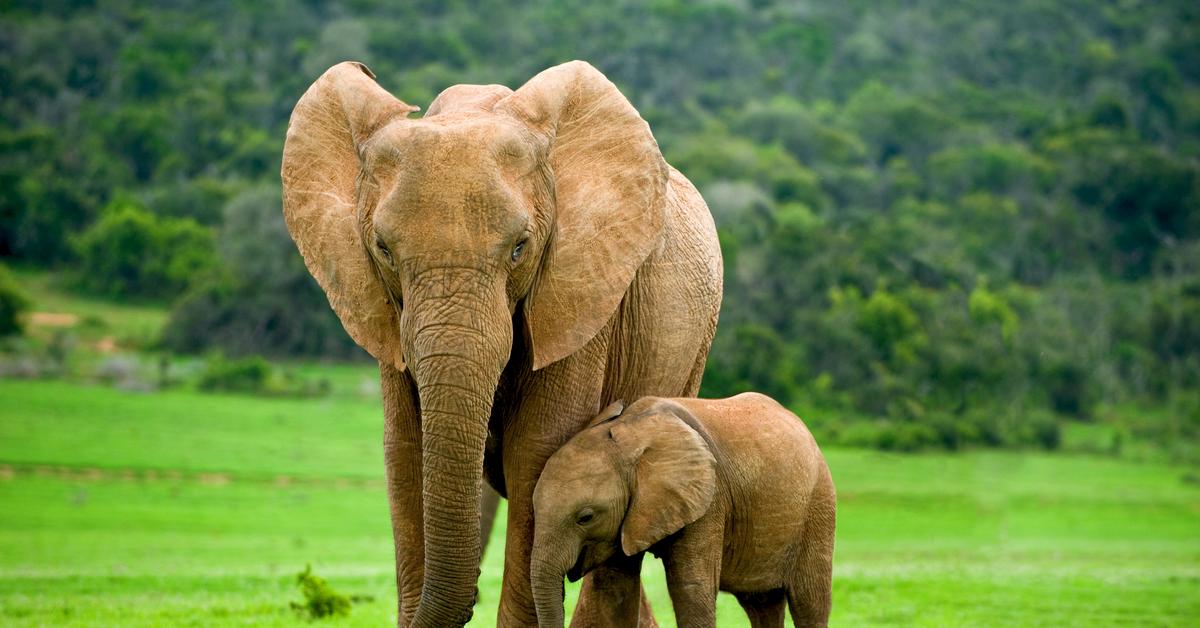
[857,286,922,365]
[197,354,272,394]
[1027,412,1063,450]
[833,419,941,452]
[161,186,365,360]
[1149,282,1200,391]
[195,353,331,397]
[291,565,351,620]
[1043,362,1095,420]
[0,264,30,337]
[876,422,940,452]
[71,197,217,300]
[700,323,801,405]
[927,412,978,451]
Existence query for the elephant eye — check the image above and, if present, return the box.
[375,236,392,262]
[511,238,527,262]
[576,508,595,526]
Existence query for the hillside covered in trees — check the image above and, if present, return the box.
[3,0,1198,452]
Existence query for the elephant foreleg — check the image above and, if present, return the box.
[570,558,657,628]
[381,363,424,626]
[495,341,610,626]
[660,515,723,628]
[479,484,502,555]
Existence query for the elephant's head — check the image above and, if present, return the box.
[281,61,669,626]
[530,400,718,628]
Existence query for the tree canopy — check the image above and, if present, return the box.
[3,0,1198,449]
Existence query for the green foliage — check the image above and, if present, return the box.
[842,80,959,166]
[196,354,273,394]
[928,143,1054,199]
[701,323,801,404]
[967,279,1018,343]
[161,187,364,360]
[0,264,31,337]
[856,285,924,365]
[1149,282,1200,362]
[4,0,1199,450]
[1147,280,1200,393]
[291,565,351,620]
[71,198,216,300]
[195,353,333,398]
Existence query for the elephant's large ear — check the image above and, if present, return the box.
[611,409,717,556]
[497,61,668,370]
[281,62,418,370]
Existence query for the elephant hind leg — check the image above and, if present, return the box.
[786,474,836,627]
[785,581,829,628]
[736,589,786,628]
[680,307,719,398]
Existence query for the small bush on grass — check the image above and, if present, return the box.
[1023,410,1063,450]
[196,353,332,397]
[819,406,1064,452]
[197,354,272,394]
[291,565,351,620]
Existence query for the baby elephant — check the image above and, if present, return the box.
[531,393,836,628]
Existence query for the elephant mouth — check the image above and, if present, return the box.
[566,552,587,583]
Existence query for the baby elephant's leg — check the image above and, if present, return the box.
[785,583,829,628]
[735,589,786,628]
[787,477,836,627]
[661,515,724,628]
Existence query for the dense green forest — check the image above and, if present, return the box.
[2,0,1198,453]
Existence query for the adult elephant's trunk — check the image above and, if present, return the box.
[402,266,512,628]
[530,531,576,628]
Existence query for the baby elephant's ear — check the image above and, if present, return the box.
[612,410,717,555]
[584,400,625,429]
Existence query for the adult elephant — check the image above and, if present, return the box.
[281,60,722,627]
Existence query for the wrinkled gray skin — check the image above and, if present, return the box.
[281,60,722,627]
[532,395,837,628]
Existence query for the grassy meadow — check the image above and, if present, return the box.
[4,1,1199,624]
[1,272,1198,626]
[2,377,1198,626]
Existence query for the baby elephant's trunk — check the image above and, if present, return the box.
[530,533,572,628]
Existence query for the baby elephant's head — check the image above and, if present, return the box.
[530,399,718,628]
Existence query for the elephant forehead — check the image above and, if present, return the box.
[540,445,618,491]
[536,474,606,511]
[372,116,537,174]
[369,121,538,241]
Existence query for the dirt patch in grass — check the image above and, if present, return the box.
[29,312,79,327]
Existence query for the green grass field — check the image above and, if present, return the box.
[2,379,1198,626]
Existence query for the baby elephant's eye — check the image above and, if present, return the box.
[511,238,527,262]
[575,508,595,526]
